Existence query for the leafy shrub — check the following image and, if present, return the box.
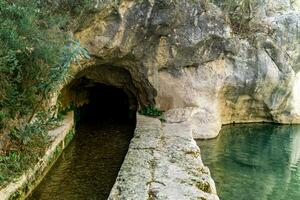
[0,0,92,187]
[39,0,99,31]
[0,111,5,129]
[0,0,89,132]
[0,112,59,186]
[0,0,64,121]
[139,106,164,117]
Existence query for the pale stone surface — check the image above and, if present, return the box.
[109,114,219,200]
[53,1,300,199]
[57,1,300,198]
[293,0,300,11]
[66,0,300,139]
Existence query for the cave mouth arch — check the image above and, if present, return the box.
[31,78,140,199]
[58,64,158,124]
[31,49,160,200]
[77,81,138,124]
[60,75,139,124]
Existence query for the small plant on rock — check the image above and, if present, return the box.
[139,105,164,117]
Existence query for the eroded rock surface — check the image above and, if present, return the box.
[67,0,300,139]
[54,1,300,199]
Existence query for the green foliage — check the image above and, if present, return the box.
[38,0,98,30]
[0,0,65,118]
[45,39,90,96]
[0,111,5,129]
[64,129,75,146]
[0,0,90,131]
[0,111,65,186]
[38,0,94,14]
[9,114,52,146]
[0,152,22,184]
[211,0,259,34]
[139,106,164,117]
[159,117,166,123]
[54,145,62,157]
[0,0,91,188]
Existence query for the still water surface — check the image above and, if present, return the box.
[197,124,300,200]
[28,117,134,200]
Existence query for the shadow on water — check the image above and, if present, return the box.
[28,84,136,200]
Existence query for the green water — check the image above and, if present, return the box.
[197,124,300,200]
[27,117,134,200]
[27,83,135,200]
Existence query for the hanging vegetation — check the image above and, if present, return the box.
[0,0,90,133]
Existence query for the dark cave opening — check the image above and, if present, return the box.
[78,83,137,124]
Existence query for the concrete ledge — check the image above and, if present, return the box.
[109,114,219,200]
[0,112,75,200]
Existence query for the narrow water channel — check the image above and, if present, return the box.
[28,84,136,200]
[197,124,300,200]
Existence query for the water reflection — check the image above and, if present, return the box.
[197,124,300,200]
[27,118,134,200]
[27,83,136,200]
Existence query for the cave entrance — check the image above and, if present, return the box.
[78,82,137,123]
[29,80,138,200]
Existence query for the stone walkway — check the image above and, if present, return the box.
[108,115,219,200]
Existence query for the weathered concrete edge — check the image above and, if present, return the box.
[0,112,75,200]
[109,114,219,200]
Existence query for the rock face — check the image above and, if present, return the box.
[52,1,300,199]
[68,0,300,139]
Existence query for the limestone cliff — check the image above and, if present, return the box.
[65,0,300,138]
